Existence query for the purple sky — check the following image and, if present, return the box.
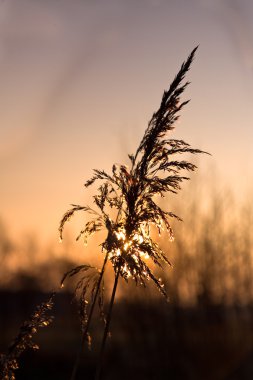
[0,0,252,243]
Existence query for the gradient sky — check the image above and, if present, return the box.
[1,0,253,245]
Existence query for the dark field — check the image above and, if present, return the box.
[1,187,253,379]
[1,291,253,380]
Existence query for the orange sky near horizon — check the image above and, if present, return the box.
[1,0,253,247]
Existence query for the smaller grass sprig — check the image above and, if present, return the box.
[0,294,54,380]
[61,260,108,380]
[61,264,106,338]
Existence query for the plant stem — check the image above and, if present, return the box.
[94,265,121,380]
[70,253,109,380]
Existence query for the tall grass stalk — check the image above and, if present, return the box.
[94,266,120,380]
[59,46,209,379]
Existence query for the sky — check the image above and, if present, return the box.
[0,0,253,246]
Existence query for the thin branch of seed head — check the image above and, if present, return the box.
[70,253,109,380]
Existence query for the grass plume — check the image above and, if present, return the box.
[59,46,209,379]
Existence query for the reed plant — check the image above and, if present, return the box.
[0,294,54,380]
[59,46,209,379]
